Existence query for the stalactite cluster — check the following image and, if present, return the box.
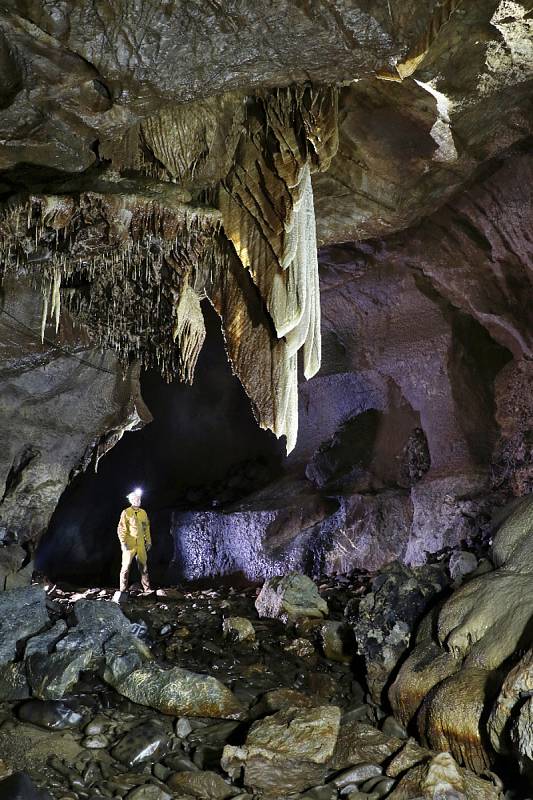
[0,85,338,451]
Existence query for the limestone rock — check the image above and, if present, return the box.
[24,621,68,658]
[448,550,478,583]
[109,662,245,719]
[331,721,402,770]
[0,586,49,666]
[385,739,433,778]
[417,667,495,773]
[488,648,533,761]
[17,700,83,731]
[255,573,328,623]
[249,688,315,719]
[222,617,255,643]
[0,663,30,701]
[351,562,447,702]
[0,772,52,800]
[389,638,460,730]
[26,649,93,700]
[103,632,153,683]
[320,621,353,663]
[167,771,237,800]
[0,281,147,545]
[0,545,32,590]
[57,599,132,653]
[112,721,170,767]
[514,696,533,767]
[222,705,340,795]
[386,752,501,800]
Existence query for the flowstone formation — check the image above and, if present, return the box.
[389,494,533,781]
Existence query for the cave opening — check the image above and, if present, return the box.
[36,302,285,588]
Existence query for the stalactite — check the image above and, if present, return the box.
[0,84,339,453]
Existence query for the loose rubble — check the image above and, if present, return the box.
[0,564,514,800]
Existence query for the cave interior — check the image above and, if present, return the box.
[0,2,532,799]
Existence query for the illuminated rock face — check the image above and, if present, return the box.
[0,1,532,558]
[389,495,533,775]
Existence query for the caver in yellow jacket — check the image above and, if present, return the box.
[117,506,151,565]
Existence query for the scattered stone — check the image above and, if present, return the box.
[167,770,237,799]
[284,637,315,658]
[83,715,108,735]
[387,751,501,800]
[222,705,340,795]
[112,721,170,768]
[321,621,353,663]
[0,662,30,700]
[350,562,447,702]
[82,734,109,749]
[24,621,68,658]
[0,771,52,799]
[188,721,241,746]
[175,717,193,739]
[26,649,93,700]
[126,784,172,800]
[0,586,49,665]
[332,764,382,788]
[255,574,328,622]
[448,550,478,583]
[359,775,395,796]
[162,752,200,773]
[381,716,407,740]
[109,662,245,719]
[331,721,402,770]
[222,617,255,642]
[17,700,84,730]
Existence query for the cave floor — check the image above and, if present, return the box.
[0,577,375,800]
[0,575,514,800]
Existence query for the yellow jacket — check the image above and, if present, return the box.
[117,506,151,565]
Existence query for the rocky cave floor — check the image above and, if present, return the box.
[0,553,525,800]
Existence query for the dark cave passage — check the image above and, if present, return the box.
[36,303,285,587]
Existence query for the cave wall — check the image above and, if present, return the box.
[36,303,285,587]
[0,277,146,547]
[170,151,530,581]
[0,1,531,585]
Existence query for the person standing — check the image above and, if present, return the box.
[117,488,152,592]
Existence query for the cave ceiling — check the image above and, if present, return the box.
[0,0,532,452]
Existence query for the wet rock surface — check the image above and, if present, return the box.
[0,565,511,800]
[350,562,447,703]
[255,573,329,623]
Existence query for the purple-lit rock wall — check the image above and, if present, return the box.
[170,153,532,580]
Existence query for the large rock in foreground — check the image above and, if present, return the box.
[255,573,328,623]
[222,705,340,795]
[0,587,49,666]
[109,663,245,720]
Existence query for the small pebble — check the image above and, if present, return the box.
[82,734,109,749]
[175,717,192,739]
